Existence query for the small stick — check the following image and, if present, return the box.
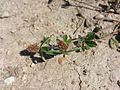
[73,19,84,34]
[103,18,120,22]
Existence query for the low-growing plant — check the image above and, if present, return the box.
[73,32,99,52]
[24,24,120,62]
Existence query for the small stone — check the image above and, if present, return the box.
[94,14,104,20]
[58,57,66,65]
[30,63,36,68]
[6,50,11,55]
[36,27,40,30]
[4,76,15,85]
[23,43,27,47]
[0,11,10,18]
[10,86,16,90]
[109,9,115,12]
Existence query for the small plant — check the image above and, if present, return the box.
[73,32,99,52]
[37,32,99,58]
[56,34,71,56]
[39,36,61,59]
[25,26,103,60]
[24,23,120,63]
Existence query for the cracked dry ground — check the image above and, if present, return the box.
[0,0,120,90]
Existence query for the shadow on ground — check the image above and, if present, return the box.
[20,50,45,64]
[19,49,56,64]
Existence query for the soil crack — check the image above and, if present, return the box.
[74,68,82,90]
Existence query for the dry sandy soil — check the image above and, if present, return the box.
[0,0,120,90]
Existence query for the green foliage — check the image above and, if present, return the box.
[86,32,96,40]
[63,34,71,45]
[85,41,97,47]
[73,31,99,52]
[39,31,99,58]
[40,36,51,47]
[56,34,71,57]
[57,34,71,45]
[93,26,101,33]
[39,36,61,57]
[40,46,60,56]
[26,24,120,60]
[109,37,119,49]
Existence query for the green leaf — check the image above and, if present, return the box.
[62,35,71,45]
[63,34,71,45]
[93,26,101,33]
[81,46,86,51]
[67,39,71,44]
[63,34,68,42]
[95,34,100,39]
[43,37,51,45]
[108,38,119,49]
[41,47,55,55]
[84,45,90,50]
[73,47,80,51]
[51,50,61,54]
[46,51,55,55]
[78,36,84,43]
[85,41,97,47]
[41,47,49,52]
[41,46,61,55]
[86,32,96,40]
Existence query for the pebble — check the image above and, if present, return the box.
[0,11,10,18]
[58,57,66,65]
[30,63,36,68]
[6,50,11,55]
[4,76,15,85]
[94,14,104,20]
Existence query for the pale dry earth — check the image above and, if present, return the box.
[0,0,120,90]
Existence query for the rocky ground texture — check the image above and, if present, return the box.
[0,0,120,90]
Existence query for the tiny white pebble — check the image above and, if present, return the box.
[4,76,15,85]
[0,11,10,18]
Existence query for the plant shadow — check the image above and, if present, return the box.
[19,49,59,64]
[20,50,45,64]
[115,32,120,43]
[98,4,108,12]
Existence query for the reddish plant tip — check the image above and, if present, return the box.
[26,43,39,53]
[57,40,68,50]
